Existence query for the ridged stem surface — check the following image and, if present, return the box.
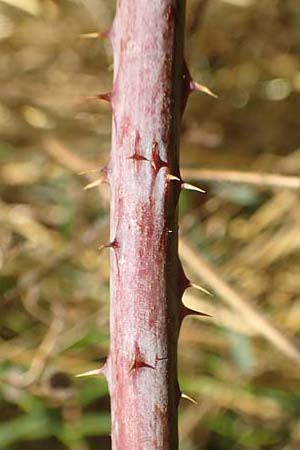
[106,2,187,449]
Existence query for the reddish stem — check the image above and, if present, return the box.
[104,2,190,449]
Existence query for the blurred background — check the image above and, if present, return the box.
[1,0,300,449]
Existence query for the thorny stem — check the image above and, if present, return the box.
[99,1,201,449]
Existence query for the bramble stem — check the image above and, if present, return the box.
[104,1,188,449]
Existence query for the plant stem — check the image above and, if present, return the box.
[104,1,188,449]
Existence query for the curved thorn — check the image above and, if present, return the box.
[165,175,206,193]
[80,31,107,39]
[181,304,212,319]
[182,182,205,193]
[129,343,156,373]
[98,242,113,252]
[129,351,156,372]
[167,174,181,182]
[190,282,212,296]
[84,178,103,190]
[181,392,198,405]
[151,141,168,172]
[129,358,155,373]
[191,81,218,99]
[98,243,110,252]
[83,166,108,189]
[75,368,103,378]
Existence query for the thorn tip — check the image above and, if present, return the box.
[98,239,118,252]
[181,304,212,319]
[190,282,212,296]
[80,31,108,39]
[84,178,103,190]
[191,81,218,99]
[181,393,198,405]
[75,368,103,378]
[182,182,206,193]
[167,174,181,182]
[129,344,156,373]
